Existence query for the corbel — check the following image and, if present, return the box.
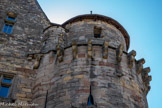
[27,54,34,61]
[72,40,77,59]
[58,33,64,46]
[116,44,124,62]
[143,75,152,83]
[145,79,150,87]
[103,41,109,59]
[142,67,150,81]
[146,86,151,94]
[56,45,64,63]
[88,40,92,59]
[136,58,145,74]
[147,75,152,82]
[128,50,136,68]
[33,54,43,69]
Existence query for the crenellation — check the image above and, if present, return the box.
[142,67,150,80]
[136,58,145,74]
[147,76,152,82]
[137,58,145,64]
[142,67,150,73]
[128,50,136,69]
[146,86,151,94]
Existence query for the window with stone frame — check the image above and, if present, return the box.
[6,15,16,22]
[0,73,14,98]
[2,12,16,34]
[94,26,102,38]
[2,24,13,34]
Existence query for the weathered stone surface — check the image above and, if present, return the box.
[16,93,26,98]
[0,0,151,108]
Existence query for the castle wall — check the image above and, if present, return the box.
[0,55,36,105]
[32,51,55,107]
[0,0,50,57]
[0,0,50,106]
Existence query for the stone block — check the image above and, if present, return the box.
[22,88,31,93]
[74,75,83,79]
[16,93,26,98]
[64,76,72,82]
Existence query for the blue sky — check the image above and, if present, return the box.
[38,0,162,107]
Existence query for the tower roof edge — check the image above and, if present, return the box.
[62,14,130,50]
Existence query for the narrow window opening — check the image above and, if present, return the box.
[87,86,94,106]
[0,75,13,98]
[0,86,10,97]
[2,24,13,34]
[88,95,94,106]
[94,26,102,38]
[2,12,16,34]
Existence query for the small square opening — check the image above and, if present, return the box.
[94,26,102,38]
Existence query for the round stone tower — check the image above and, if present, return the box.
[33,14,151,108]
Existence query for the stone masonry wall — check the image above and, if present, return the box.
[0,0,50,107]
[38,44,150,108]
[65,21,127,51]
[0,54,36,106]
[0,0,50,57]
[42,26,66,53]
[0,1,151,107]
[32,51,56,107]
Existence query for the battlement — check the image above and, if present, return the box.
[30,39,151,107]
